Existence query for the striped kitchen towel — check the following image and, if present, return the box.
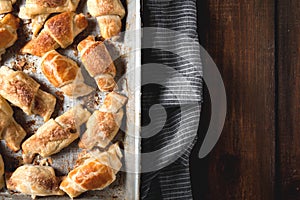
[141,0,203,199]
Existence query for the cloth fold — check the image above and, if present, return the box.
[141,0,203,199]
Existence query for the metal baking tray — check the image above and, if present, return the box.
[0,0,141,199]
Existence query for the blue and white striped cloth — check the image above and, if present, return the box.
[141,0,203,199]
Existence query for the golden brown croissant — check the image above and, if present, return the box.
[6,165,64,199]
[0,154,4,189]
[60,143,123,198]
[0,66,56,121]
[0,96,27,152]
[32,89,57,121]
[77,35,117,92]
[0,13,19,61]
[0,0,16,14]
[41,50,94,97]
[79,92,127,149]
[20,0,80,17]
[21,12,88,57]
[87,0,125,39]
[19,0,80,36]
[22,105,91,163]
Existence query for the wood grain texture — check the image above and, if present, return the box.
[277,1,300,199]
[191,0,276,199]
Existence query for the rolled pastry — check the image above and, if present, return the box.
[60,143,123,198]
[21,12,88,57]
[0,14,19,61]
[0,96,26,151]
[0,0,16,14]
[79,92,127,149]
[78,35,117,92]
[22,105,91,163]
[41,50,94,97]
[87,0,125,39]
[19,0,80,36]
[0,66,56,121]
[6,165,64,199]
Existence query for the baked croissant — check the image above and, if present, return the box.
[0,154,4,189]
[0,96,26,152]
[0,66,56,121]
[78,35,117,92]
[41,50,94,97]
[21,12,88,57]
[60,143,123,198]
[87,0,125,39]
[0,0,16,14]
[32,89,57,121]
[79,92,127,149]
[22,105,91,163]
[0,14,19,61]
[19,0,80,36]
[6,165,64,199]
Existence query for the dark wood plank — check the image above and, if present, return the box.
[277,1,300,199]
[191,0,276,199]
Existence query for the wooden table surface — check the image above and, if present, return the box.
[190,0,300,199]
